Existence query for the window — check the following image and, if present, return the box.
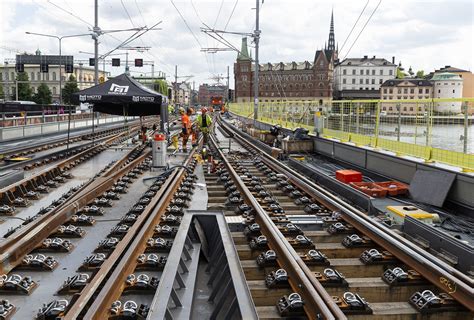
[389,89,393,94]
[11,72,15,80]
[366,69,370,75]
[403,107,407,111]
[360,70,364,75]
[342,69,347,75]
[342,79,346,84]
[383,88,387,94]
[389,70,393,76]
[398,89,402,94]
[397,96,401,99]
[365,79,369,84]
[438,89,441,93]
[31,72,34,81]
[380,69,383,75]
[53,87,57,94]
[45,73,49,81]
[352,69,356,75]
[425,88,429,94]
[37,72,40,80]
[403,96,407,99]
[352,78,356,84]
[410,107,413,111]
[418,89,423,94]
[52,72,57,81]
[389,107,393,111]
[410,88,414,94]
[371,70,375,75]
[360,79,363,84]
[371,79,375,84]
[379,79,383,84]
[403,88,408,94]
[453,89,455,93]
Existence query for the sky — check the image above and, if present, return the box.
[0,0,473,89]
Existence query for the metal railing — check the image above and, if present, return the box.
[0,111,136,141]
[229,98,474,171]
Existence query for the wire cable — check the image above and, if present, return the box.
[339,0,369,53]
[170,0,202,48]
[342,0,382,60]
[224,0,239,31]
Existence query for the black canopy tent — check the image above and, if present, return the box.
[72,73,168,116]
[71,73,169,139]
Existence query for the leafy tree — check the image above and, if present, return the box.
[154,79,169,96]
[33,83,52,105]
[62,75,80,105]
[408,66,414,77]
[15,72,33,101]
[416,70,425,78]
[396,68,405,79]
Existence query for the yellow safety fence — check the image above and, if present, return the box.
[229,98,474,172]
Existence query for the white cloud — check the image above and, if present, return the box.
[0,0,472,88]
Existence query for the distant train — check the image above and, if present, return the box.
[210,96,224,111]
[0,101,76,116]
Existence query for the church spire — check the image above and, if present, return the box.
[328,9,335,51]
[237,37,251,61]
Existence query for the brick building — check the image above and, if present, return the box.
[234,12,337,105]
[198,84,227,106]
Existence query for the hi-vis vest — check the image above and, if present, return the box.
[197,114,212,132]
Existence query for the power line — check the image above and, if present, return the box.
[224,0,239,31]
[339,0,369,53]
[342,0,382,60]
[134,0,146,26]
[121,0,137,28]
[170,0,202,47]
[46,0,93,27]
[213,0,225,29]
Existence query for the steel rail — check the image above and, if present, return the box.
[0,146,151,274]
[219,116,474,312]
[72,144,199,319]
[209,133,346,320]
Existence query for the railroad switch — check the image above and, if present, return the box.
[70,214,96,226]
[79,205,105,216]
[277,293,305,317]
[53,225,86,238]
[382,267,425,286]
[153,225,178,237]
[287,235,314,249]
[12,197,30,207]
[39,238,73,252]
[91,197,113,207]
[409,290,461,313]
[36,185,49,193]
[95,237,119,253]
[244,223,261,239]
[109,225,131,238]
[327,222,354,234]
[58,274,89,294]
[333,292,372,314]
[19,254,58,271]
[0,274,37,295]
[301,249,330,266]
[0,205,15,215]
[360,249,397,265]
[265,269,289,288]
[160,214,182,225]
[136,254,167,271]
[25,190,40,200]
[37,299,69,320]
[249,235,269,250]
[80,253,107,271]
[121,214,138,225]
[145,237,173,252]
[314,268,348,288]
[342,234,372,248]
[124,274,159,293]
[0,300,15,319]
[294,196,312,205]
[109,300,149,319]
[278,223,302,236]
[167,205,184,215]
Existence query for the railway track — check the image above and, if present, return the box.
[0,114,471,319]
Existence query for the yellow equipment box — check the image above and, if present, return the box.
[387,206,440,224]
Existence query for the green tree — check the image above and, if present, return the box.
[33,83,52,105]
[154,79,169,96]
[416,70,425,78]
[396,68,405,79]
[15,72,33,101]
[62,75,80,105]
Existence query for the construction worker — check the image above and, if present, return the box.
[179,107,191,152]
[187,107,198,146]
[196,107,212,144]
[168,104,175,115]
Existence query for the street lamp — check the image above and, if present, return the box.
[25,31,91,104]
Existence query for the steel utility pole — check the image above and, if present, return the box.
[174,65,178,106]
[253,0,260,122]
[226,65,230,102]
[94,0,99,85]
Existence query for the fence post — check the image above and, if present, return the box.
[356,104,360,134]
[397,103,401,142]
[426,101,432,147]
[340,102,344,132]
[463,101,468,154]
[348,102,352,134]
[374,101,381,147]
